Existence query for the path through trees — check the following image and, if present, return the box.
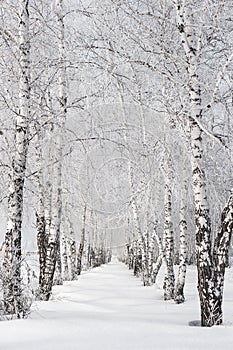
[1,258,233,350]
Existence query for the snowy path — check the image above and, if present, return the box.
[1,258,233,350]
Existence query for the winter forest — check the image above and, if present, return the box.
[0,0,233,348]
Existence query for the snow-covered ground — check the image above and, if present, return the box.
[1,258,233,350]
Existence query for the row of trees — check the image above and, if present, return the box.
[0,0,232,327]
[0,0,112,318]
[102,0,232,327]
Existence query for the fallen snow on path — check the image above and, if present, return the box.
[1,258,233,350]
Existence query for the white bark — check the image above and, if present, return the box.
[175,0,214,326]
[212,190,233,324]
[163,158,175,300]
[174,184,187,304]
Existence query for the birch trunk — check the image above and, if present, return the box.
[128,244,134,270]
[134,240,142,277]
[153,227,168,282]
[61,236,69,281]
[3,0,30,316]
[86,243,91,270]
[52,0,67,286]
[130,173,148,284]
[175,1,214,325]
[39,180,53,299]
[147,235,155,285]
[35,132,46,289]
[212,191,233,324]
[174,188,187,304]
[153,254,163,282]
[68,219,77,280]
[189,93,213,327]
[163,162,175,300]
[141,232,149,286]
[54,238,63,285]
[76,205,87,276]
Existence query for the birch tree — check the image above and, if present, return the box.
[3,0,30,317]
[163,157,175,300]
[39,0,67,300]
[174,181,188,304]
[173,0,233,326]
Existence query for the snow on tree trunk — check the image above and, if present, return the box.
[174,187,187,304]
[175,1,214,326]
[212,191,233,325]
[188,86,213,325]
[3,0,30,317]
[38,179,52,299]
[163,161,175,300]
